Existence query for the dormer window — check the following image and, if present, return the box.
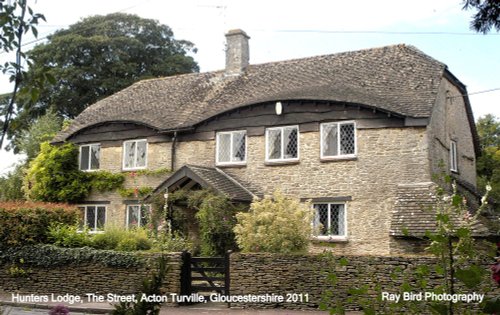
[123,139,147,170]
[320,121,356,159]
[265,125,299,162]
[79,144,100,171]
[216,130,247,165]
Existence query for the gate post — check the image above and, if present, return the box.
[225,250,232,308]
[180,251,192,298]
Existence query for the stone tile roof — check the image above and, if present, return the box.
[54,44,448,142]
[390,182,490,238]
[151,165,255,202]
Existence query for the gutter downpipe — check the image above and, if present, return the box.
[171,131,178,172]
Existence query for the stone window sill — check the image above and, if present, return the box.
[320,156,357,163]
[264,160,300,166]
[312,236,348,243]
[216,163,247,169]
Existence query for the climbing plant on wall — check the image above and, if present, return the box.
[167,189,245,256]
[25,142,125,202]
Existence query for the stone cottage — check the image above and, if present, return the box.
[53,29,485,255]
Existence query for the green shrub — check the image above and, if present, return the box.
[47,223,92,248]
[0,201,79,248]
[152,231,194,252]
[92,226,152,251]
[233,190,312,253]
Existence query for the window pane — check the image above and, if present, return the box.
[331,204,345,236]
[322,124,338,157]
[86,206,96,230]
[232,132,246,162]
[140,205,150,227]
[96,206,106,229]
[128,205,139,227]
[217,133,231,163]
[136,141,147,167]
[284,127,298,159]
[124,142,135,169]
[90,145,100,170]
[314,204,329,236]
[80,146,90,170]
[268,129,282,160]
[340,124,355,155]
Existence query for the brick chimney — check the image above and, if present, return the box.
[225,29,250,75]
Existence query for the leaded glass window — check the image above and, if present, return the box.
[266,126,299,161]
[127,205,150,228]
[321,122,356,158]
[123,139,147,170]
[79,144,100,171]
[313,203,346,238]
[216,131,246,165]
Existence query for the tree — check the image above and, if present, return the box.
[0,0,46,149]
[0,164,25,201]
[476,114,500,207]
[6,13,199,152]
[463,0,500,34]
[0,110,63,201]
[17,109,62,161]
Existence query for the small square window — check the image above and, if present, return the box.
[321,122,356,159]
[127,204,150,228]
[123,139,147,170]
[216,131,246,165]
[265,126,299,162]
[450,140,458,172]
[79,144,100,171]
[312,203,347,240]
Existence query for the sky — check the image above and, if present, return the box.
[1,0,499,175]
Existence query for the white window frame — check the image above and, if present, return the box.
[216,130,247,166]
[126,204,151,228]
[320,121,357,160]
[450,140,458,172]
[122,139,148,170]
[79,143,101,171]
[265,125,300,163]
[312,203,347,241]
[78,205,106,233]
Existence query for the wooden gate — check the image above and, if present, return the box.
[180,251,230,299]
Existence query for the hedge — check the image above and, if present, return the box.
[0,202,79,248]
[0,244,142,268]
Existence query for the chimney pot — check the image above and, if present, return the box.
[225,29,250,75]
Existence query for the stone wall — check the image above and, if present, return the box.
[229,252,498,311]
[84,126,432,255]
[428,78,477,186]
[224,128,431,255]
[0,253,182,298]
